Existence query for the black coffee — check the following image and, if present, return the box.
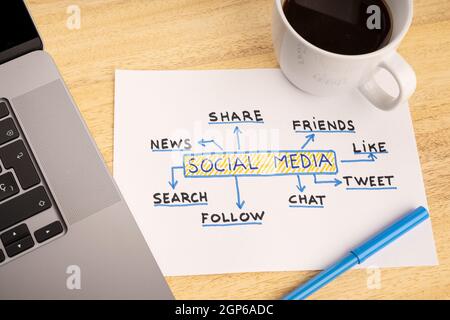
[283,0,392,55]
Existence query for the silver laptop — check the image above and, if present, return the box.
[0,1,173,299]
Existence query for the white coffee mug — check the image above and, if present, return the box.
[272,0,416,111]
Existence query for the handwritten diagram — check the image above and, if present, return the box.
[151,110,396,228]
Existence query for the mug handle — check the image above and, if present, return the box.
[359,52,417,111]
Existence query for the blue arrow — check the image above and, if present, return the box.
[234,126,243,150]
[368,153,378,161]
[234,176,245,209]
[296,175,306,193]
[341,152,378,163]
[301,134,315,150]
[168,166,183,189]
[198,139,223,150]
[313,174,342,187]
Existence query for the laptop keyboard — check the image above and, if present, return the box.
[0,99,64,265]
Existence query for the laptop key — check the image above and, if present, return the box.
[5,236,34,258]
[0,172,20,202]
[0,101,8,119]
[0,118,19,146]
[35,221,63,243]
[0,249,5,263]
[0,186,51,232]
[1,224,30,247]
[0,140,40,190]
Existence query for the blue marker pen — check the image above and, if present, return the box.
[283,206,430,300]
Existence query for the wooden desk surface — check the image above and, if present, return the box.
[27,0,450,299]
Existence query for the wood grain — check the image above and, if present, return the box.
[25,0,450,299]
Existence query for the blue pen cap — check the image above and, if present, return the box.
[351,206,430,264]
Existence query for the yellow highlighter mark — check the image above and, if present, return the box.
[183,150,338,178]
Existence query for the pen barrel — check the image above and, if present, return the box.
[352,206,430,263]
[283,253,359,300]
[283,206,430,300]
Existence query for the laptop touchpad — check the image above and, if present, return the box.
[12,80,121,225]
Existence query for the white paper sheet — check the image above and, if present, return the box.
[114,69,437,276]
